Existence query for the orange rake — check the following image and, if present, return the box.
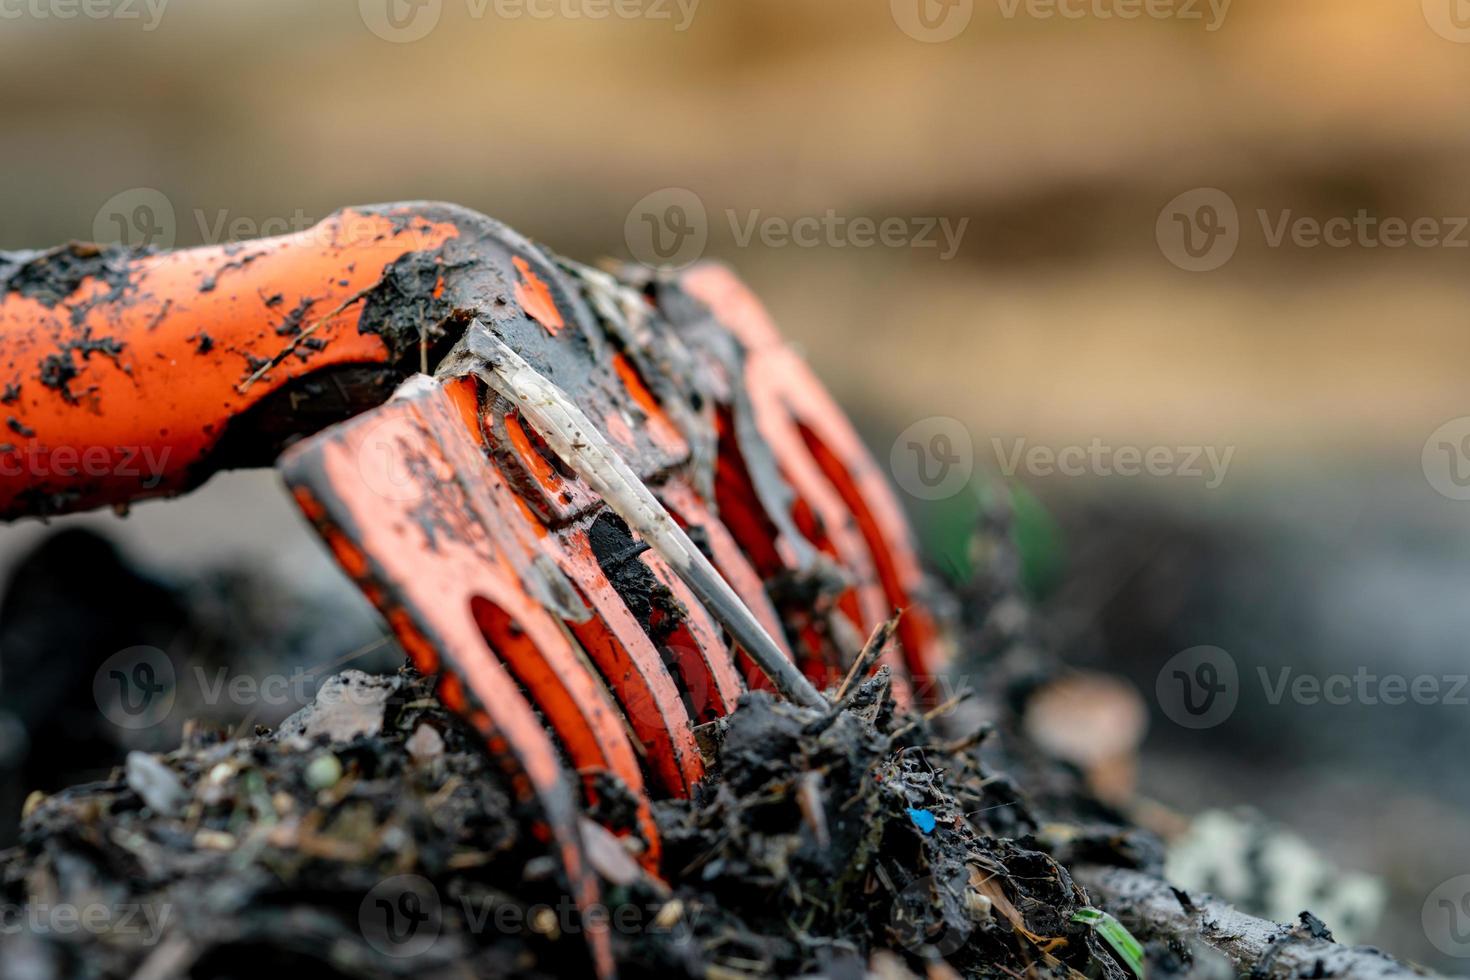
[0,203,951,977]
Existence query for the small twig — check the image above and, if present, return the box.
[795,771,829,849]
[891,688,975,740]
[235,286,374,394]
[834,612,902,703]
[939,723,994,755]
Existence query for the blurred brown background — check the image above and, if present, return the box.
[3,0,1470,970]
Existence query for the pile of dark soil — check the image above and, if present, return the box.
[0,511,1430,979]
[0,653,1149,980]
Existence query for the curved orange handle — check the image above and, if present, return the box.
[0,206,464,518]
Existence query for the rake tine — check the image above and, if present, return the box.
[449,321,828,710]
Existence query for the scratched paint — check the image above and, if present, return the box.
[512,255,566,336]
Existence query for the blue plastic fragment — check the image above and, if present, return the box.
[906,807,937,834]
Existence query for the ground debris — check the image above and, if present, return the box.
[0,655,1139,980]
[643,672,1119,979]
[0,668,553,979]
[0,509,1419,978]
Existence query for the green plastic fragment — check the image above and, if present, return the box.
[1072,906,1146,979]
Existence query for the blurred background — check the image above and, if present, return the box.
[3,0,1470,970]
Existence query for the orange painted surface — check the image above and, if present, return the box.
[0,208,460,515]
[641,550,746,722]
[612,354,686,458]
[512,255,566,336]
[660,479,791,655]
[683,263,947,694]
[279,383,662,882]
[557,528,705,796]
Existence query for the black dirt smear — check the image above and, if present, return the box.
[70,327,125,362]
[1299,910,1334,942]
[38,351,80,400]
[7,417,35,438]
[357,248,456,362]
[274,296,318,337]
[10,486,84,519]
[195,332,215,354]
[145,298,173,331]
[0,243,139,309]
[587,511,682,641]
[34,329,126,404]
[586,511,706,720]
[198,249,266,293]
[0,384,19,405]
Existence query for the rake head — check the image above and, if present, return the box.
[0,203,952,977]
